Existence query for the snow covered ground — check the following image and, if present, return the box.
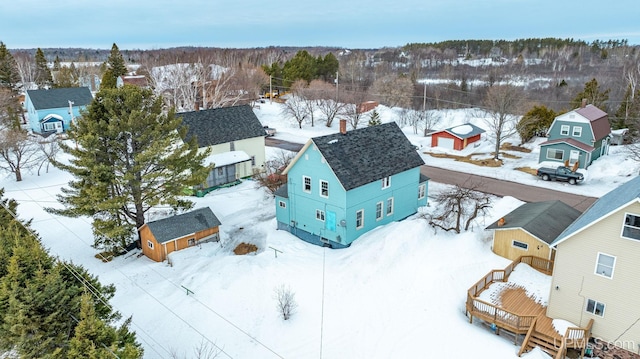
[3,101,638,358]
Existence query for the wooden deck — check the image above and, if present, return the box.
[465,256,592,358]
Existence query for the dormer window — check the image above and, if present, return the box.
[381,176,391,189]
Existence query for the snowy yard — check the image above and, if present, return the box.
[3,102,638,358]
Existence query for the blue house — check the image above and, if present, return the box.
[538,103,611,169]
[25,87,93,135]
[275,121,428,248]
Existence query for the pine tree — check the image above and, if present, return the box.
[107,43,127,78]
[0,42,20,91]
[518,105,557,143]
[50,85,210,250]
[34,48,52,88]
[100,68,117,89]
[55,62,79,88]
[283,50,317,86]
[570,78,610,111]
[52,55,61,72]
[368,109,381,126]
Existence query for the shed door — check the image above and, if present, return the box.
[437,137,455,150]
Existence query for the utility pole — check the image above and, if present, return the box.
[269,75,273,104]
[423,82,427,111]
[335,71,339,102]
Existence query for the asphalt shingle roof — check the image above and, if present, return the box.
[575,104,610,141]
[26,87,93,110]
[312,122,425,191]
[551,175,640,246]
[179,105,266,148]
[145,207,221,244]
[486,200,582,244]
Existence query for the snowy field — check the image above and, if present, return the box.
[2,101,639,358]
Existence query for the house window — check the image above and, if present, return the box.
[381,176,391,189]
[376,202,383,220]
[622,213,640,240]
[586,299,605,317]
[43,122,57,131]
[572,126,582,137]
[418,184,426,200]
[230,141,235,151]
[547,148,564,160]
[303,176,311,193]
[251,156,256,166]
[356,209,364,229]
[217,167,224,176]
[278,201,286,208]
[512,240,529,250]
[595,252,615,278]
[188,238,195,246]
[316,209,325,221]
[147,240,154,249]
[386,198,394,216]
[320,180,329,198]
[560,125,570,136]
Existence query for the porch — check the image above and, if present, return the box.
[465,256,593,358]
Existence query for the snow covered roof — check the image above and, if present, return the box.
[431,122,485,139]
[203,151,251,167]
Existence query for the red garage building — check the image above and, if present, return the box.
[430,123,485,150]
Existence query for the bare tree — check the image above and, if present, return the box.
[13,51,35,89]
[281,95,309,129]
[291,79,317,126]
[341,90,370,130]
[253,150,295,195]
[626,143,640,163]
[274,284,297,321]
[369,74,413,109]
[427,182,492,234]
[478,84,525,160]
[0,128,40,181]
[170,340,221,359]
[36,135,60,175]
[406,109,442,136]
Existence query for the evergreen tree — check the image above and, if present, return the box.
[107,43,127,78]
[282,50,317,87]
[316,52,339,82]
[0,42,20,91]
[517,105,557,143]
[52,55,61,72]
[55,63,79,88]
[34,48,53,88]
[100,68,117,90]
[570,78,610,111]
[50,85,210,250]
[368,109,381,126]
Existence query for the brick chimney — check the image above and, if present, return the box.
[195,101,200,111]
[581,98,587,108]
[339,119,347,135]
[497,217,505,227]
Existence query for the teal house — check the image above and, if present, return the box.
[25,87,93,135]
[538,103,611,169]
[275,120,428,248]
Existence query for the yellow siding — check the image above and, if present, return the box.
[492,228,552,261]
[201,137,266,178]
[547,201,640,347]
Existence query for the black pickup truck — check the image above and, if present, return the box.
[536,166,584,185]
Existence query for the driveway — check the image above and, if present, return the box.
[265,138,597,212]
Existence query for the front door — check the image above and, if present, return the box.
[569,150,580,166]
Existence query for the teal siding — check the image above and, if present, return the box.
[26,98,85,134]
[547,120,593,143]
[539,143,589,168]
[275,197,289,225]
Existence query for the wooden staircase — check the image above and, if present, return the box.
[518,317,594,358]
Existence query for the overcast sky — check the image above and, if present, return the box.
[2,0,639,50]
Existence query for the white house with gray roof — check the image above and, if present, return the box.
[179,105,266,194]
[546,176,640,354]
[275,120,428,248]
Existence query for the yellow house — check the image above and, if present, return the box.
[547,176,640,356]
[485,200,581,261]
[139,207,221,262]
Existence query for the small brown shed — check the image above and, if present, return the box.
[139,207,221,262]
[485,200,581,262]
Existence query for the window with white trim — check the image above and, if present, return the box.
[586,299,605,317]
[595,253,615,278]
[320,180,329,198]
[376,202,383,220]
[356,209,364,229]
[381,176,391,189]
[386,198,394,216]
[188,238,195,246]
[278,201,286,208]
[560,125,570,135]
[547,148,564,160]
[316,209,325,221]
[572,126,582,137]
[418,184,426,200]
[512,240,528,250]
[622,213,640,240]
[229,141,235,151]
[303,176,311,193]
[147,240,154,249]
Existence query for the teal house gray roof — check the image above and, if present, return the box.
[486,200,582,245]
[179,105,266,148]
[312,122,425,191]
[551,176,640,246]
[26,87,93,110]
[145,207,221,244]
